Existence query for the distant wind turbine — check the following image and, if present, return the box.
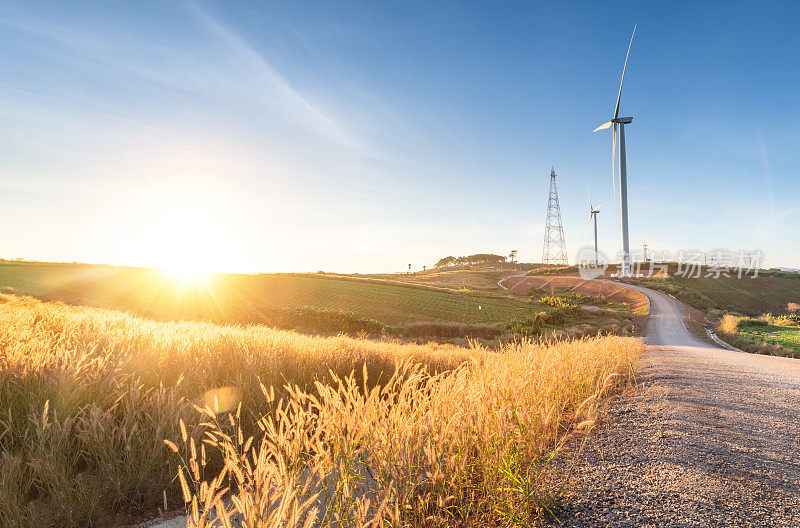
[594,25,636,277]
[587,193,601,265]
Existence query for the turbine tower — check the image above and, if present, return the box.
[542,168,568,268]
[594,25,636,277]
[587,193,601,265]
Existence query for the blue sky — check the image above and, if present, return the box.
[0,0,798,273]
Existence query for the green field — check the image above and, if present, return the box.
[0,261,541,327]
[739,322,800,352]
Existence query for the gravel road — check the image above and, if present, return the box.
[550,281,800,527]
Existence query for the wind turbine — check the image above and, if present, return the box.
[587,193,601,265]
[594,25,636,277]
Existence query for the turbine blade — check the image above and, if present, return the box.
[588,191,593,211]
[586,213,593,236]
[614,24,636,120]
[612,123,617,198]
[593,121,613,132]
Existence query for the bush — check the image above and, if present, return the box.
[718,314,745,333]
[506,312,550,336]
[397,321,501,339]
[506,306,582,336]
[539,295,579,309]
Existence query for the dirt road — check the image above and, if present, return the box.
[554,281,800,527]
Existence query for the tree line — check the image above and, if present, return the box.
[434,254,508,268]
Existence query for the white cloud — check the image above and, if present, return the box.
[183,0,364,151]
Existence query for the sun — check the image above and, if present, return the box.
[161,259,210,285]
[116,188,242,282]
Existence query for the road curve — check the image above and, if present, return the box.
[554,280,800,527]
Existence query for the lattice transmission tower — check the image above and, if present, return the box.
[541,168,568,267]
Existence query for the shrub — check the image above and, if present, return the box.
[717,314,744,334]
[506,306,582,336]
[539,295,579,309]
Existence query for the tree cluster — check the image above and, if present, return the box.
[434,254,507,268]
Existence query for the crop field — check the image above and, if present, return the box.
[372,269,508,291]
[627,270,800,315]
[671,275,800,315]
[0,261,544,328]
[0,293,641,527]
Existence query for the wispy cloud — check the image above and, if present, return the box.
[776,206,800,219]
[183,0,364,151]
[0,2,364,153]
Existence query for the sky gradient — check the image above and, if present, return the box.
[0,0,798,273]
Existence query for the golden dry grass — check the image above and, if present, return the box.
[0,293,642,527]
[0,294,473,527]
[718,314,743,334]
[175,339,642,527]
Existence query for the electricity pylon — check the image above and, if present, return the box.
[542,168,568,267]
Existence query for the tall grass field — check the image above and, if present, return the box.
[0,293,642,527]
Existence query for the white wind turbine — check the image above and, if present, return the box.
[594,25,636,277]
[587,192,601,265]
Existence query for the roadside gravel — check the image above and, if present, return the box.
[549,283,800,527]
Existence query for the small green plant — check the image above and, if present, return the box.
[539,295,579,309]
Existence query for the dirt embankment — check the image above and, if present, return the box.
[501,275,650,316]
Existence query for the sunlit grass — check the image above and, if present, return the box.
[0,261,548,326]
[0,293,642,527]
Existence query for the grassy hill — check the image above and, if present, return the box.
[626,266,800,316]
[0,262,638,342]
[0,261,543,330]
